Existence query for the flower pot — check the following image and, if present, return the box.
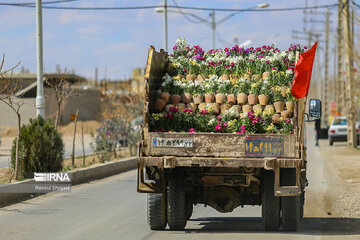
[227,94,237,105]
[258,94,270,106]
[286,101,294,112]
[160,92,170,103]
[240,113,246,119]
[176,103,185,113]
[215,93,226,104]
[252,74,261,81]
[230,105,241,114]
[230,75,239,84]
[220,104,231,114]
[155,98,166,111]
[248,94,258,106]
[272,114,281,123]
[198,103,206,112]
[242,105,253,114]
[186,74,196,82]
[205,93,215,103]
[280,86,287,98]
[193,94,203,104]
[212,103,220,115]
[243,74,251,80]
[281,110,291,120]
[186,103,197,112]
[253,104,263,115]
[237,93,248,105]
[197,74,206,83]
[221,74,229,81]
[182,92,192,104]
[274,101,285,113]
[165,104,174,112]
[171,94,182,105]
[262,71,269,80]
[265,105,275,115]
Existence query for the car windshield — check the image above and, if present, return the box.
[333,118,347,125]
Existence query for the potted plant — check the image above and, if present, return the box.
[182,81,193,104]
[237,80,249,105]
[272,86,285,113]
[258,80,271,106]
[171,80,183,105]
[216,80,230,104]
[186,59,199,81]
[248,82,260,105]
[227,84,237,105]
[285,87,295,112]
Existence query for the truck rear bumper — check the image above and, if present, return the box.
[138,156,304,170]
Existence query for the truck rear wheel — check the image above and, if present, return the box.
[262,170,281,231]
[167,179,187,230]
[147,193,167,230]
[281,169,301,231]
[185,194,193,220]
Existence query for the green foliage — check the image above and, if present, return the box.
[11,116,64,177]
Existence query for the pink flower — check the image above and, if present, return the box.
[215,125,223,131]
[304,46,307,49]
[230,62,235,67]
[286,118,291,124]
[223,122,228,127]
[256,117,260,122]
[189,128,196,133]
[248,114,254,120]
[183,108,188,113]
[173,45,177,50]
[187,109,193,114]
[217,115,222,121]
[252,120,257,125]
[240,126,246,130]
[200,110,209,115]
[160,128,165,132]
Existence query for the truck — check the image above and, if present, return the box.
[137,46,321,232]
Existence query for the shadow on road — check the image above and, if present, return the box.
[185,217,360,235]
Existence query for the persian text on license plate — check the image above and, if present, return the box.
[153,138,193,148]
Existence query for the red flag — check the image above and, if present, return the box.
[291,42,317,99]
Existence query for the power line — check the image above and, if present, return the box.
[172,0,210,24]
[0,3,339,12]
[0,0,79,6]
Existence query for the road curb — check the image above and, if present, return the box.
[0,157,137,207]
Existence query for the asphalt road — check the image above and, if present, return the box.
[0,131,359,239]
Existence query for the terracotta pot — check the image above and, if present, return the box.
[197,74,206,83]
[253,104,263,114]
[193,94,203,104]
[205,93,215,103]
[221,74,229,81]
[272,114,281,123]
[274,101,285,113]
[286,101,294,112]
[240,113,246,119]
[280,86,287,98]
[215,93,226,104]
[252,74,261,81]
[186,74,196,82]
[237,93,248,105]
[258,94,270,106]
[230,75,239,84]
[220,104,231,114]
[227,94,237,105]
[186,103,197,112]
[281,110,291,120]
[242,105,253,114]
[176,103,185,113]
[212,103,220,115]
[230,105,241,114]
[182,93,192,104]
[248,94,258,106]
[198,103,207,112]
[265,105,275,114]
[262,71,270,80]
[160,92,170,103]
[165,104,174,112]
[243,74,251,80]
[171,94,182,105]
[155,98,166,111]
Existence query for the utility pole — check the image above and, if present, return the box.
[36,0,45,118]
[163,0,168,52]
[337,0,344,114]
[342,0,357,148]
[324,10,330,126]
[211,10,215,49]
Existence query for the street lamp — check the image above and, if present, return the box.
[155,3,269,49]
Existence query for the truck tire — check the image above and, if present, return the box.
[262,170,281,231]
[185,194,193,220]
[167,179,187,230]
[300,191,305,220]
[147,193,167,230]
[281,168,301,232]
[329,138,334,145]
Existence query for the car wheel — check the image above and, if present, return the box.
[329,138,333,146]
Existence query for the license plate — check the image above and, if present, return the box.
[245,137,284,157]
[153,138,193,148]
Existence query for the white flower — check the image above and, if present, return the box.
[286,69,293,75]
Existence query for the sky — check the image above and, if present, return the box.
[0,0,339,81]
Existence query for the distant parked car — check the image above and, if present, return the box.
[328,116,360,145]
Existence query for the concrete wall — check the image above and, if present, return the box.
[0,98,36,128]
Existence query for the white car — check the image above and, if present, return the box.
[328,116,360,145]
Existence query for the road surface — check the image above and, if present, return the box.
[0,130,359,239]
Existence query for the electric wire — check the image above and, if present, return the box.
[0,0,79,6]
[172,0,210,24]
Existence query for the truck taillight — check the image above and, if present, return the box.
[329,130,335,133]
[357,129,360,133]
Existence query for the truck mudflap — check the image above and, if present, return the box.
[137,156,304,196]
